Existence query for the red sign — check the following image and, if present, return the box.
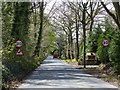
[16,49,24,56]
[102,39,110,47]
[16,40,23,48]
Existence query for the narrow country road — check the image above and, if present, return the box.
[17,56,118,90]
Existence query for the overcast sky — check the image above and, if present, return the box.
[45,0,114,14]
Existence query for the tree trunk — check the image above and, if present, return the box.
[69,29,74,59]
[33,2,37,40]
[33,1,44,57]
[89,2,94,32]
[112,2,120,30]
[67,36,71,59]
[82,3,86,68]
[75,14,79,62]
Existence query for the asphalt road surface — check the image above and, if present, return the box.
[17,56,118,90]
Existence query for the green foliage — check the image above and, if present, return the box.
[96,29,114,63]
[96,18,115,63]
[2,2,46,89]
[34,56,46,65]
[96,33,106,63]
[41,18,57,55]
[79,41,84,59]
[62,59,78,64]
[87,25,102,53]
[55,34,66,57]
[108,32,120,73]
[2,65,14,87]
[2,55,45,89]
[2,3,15,47]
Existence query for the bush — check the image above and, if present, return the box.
[96,31,110,63]
[96,28,120,73]
[2,65,15,89]
[87,26,102,53]
[108,33,120,73]
[2,55,46,89]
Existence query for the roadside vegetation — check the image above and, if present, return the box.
[62,59,78,65]
[2,2,55,89]
[1,1,120,89]
[52,1,120,75]
[78,64,120,87]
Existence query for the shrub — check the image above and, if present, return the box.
[87,26,102,53]
[2,55,46,89]
[96,32,110,63]
[108,33,120,73]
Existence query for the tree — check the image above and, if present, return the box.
[100,1,120,73]
[87,24,103,53]
[66,1,103,66]
[11,2,30,47]
[41,18,57,56]
[2,2,39,89]
[101,1,120,30]
[96,18,115,63]
[33,1,44,57]
[51,3,75,59]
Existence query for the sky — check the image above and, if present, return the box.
[44,0,116,34]
[45,0,115,14]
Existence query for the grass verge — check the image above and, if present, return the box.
[62,59,120,88]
